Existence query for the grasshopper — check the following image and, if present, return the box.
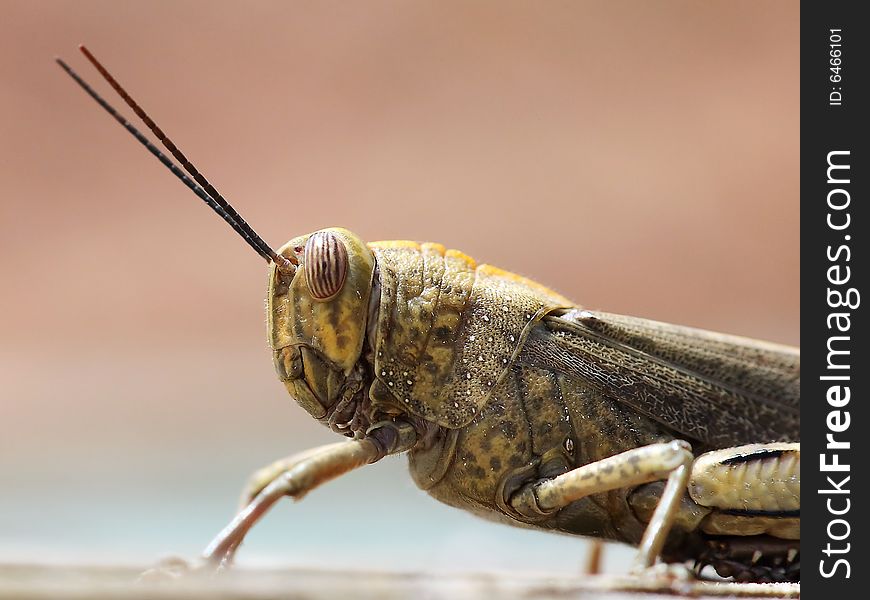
[58,47,800,584]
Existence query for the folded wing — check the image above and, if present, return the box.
[518,309,800,449]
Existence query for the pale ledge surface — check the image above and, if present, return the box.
[0,563,799,599]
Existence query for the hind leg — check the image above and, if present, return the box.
[629,442,800,582]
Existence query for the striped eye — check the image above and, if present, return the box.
[303,231,348,301]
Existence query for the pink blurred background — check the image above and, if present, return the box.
[1,1,797,573]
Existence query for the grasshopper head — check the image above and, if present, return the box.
[267,228,376,427]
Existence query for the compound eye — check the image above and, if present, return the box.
[303,231,348,300]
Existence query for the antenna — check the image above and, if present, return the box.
[56,47,295,270]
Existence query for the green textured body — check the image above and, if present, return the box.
[268,230,800,579]
[364,240,800,565]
